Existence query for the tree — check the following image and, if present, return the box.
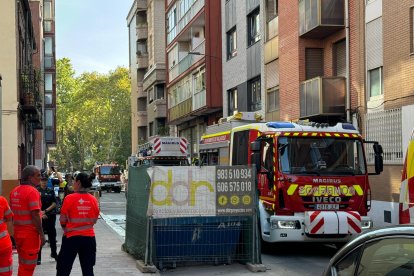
[51,59,131,172]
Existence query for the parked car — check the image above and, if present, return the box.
[323,225,414,276]
[91,177,102,197]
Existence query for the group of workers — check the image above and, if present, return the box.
[0,165,100,276]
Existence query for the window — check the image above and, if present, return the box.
[44,20,52,32]
[43,0,53,19]
[267,87,279,112]
[227,27,237,59]
[232,130,249,165]
[266,0,278,22]
[368,67,383,98]
[228,88,238,115]
[411,7,414,53]
[248,77,261,111]
[44,37,53,55]
[193,68,205,93]
[248,9,261,46]
[155,84,165,100]
[44,73,53,105]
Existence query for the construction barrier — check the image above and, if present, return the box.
[122,165,261,270]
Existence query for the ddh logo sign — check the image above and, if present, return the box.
[147,166,216,218]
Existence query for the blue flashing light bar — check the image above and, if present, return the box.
[267,122,295,129]
[342,123,356,130]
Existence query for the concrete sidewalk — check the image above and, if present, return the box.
[12,215,155,276]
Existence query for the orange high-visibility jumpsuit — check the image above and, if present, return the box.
[10,185,42,276]
[57,192,99,276]
[0,196,13,276]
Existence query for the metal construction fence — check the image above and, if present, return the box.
[122,165,261,270]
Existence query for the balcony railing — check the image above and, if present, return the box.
[136,0,147,10]
[137,53,149,69]
[20,68,42,114]
[169,98,192,122]
[136,24,148,40]
[167,0,205,44]
[151,99,167,118]
[137,83,146,98]
[299,0,344,39]
[264,36,278,64]
[193,89,206,111]
[299,76,345,118]
[136,111,148,127]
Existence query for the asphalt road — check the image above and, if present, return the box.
[99,192,336,275]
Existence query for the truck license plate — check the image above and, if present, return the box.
[315,204,339,210]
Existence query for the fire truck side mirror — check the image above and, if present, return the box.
[250,141,261,172]
[373,143,383,174]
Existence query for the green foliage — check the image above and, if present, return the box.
[50,59,131,172]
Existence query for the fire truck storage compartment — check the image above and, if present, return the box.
[152,216,247,265]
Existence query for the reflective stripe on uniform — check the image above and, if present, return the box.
[13,220,33,225]
[12,210,31,215]
[0,230,8,238]
[0,266,12,273]
[29,201,38,207]
[19,256,38,265]
[68,218,98,223]
[4,209,12,216]
[0,219,3,224]
[64,224,94,232]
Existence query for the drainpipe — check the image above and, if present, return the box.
[345,0,351,122]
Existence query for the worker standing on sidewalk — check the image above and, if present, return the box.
[37,170,58,264]
[0,195,13,276]
[10,165,46,276]
[57,172,99,276]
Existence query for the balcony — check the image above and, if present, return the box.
[151,99,167,119]
[30,109,43,129]
[264,36,279,64]
[136,111,148,127]
[20,69,41,114]
[137,53,149,69]
[167,0,205,44]
[169,98,192,122]
[136,0,147,10]
[137,83,146,98]
[299,76,345,118]
[169,40,205,82]
[299,0,344,39]
[136,24,148,40]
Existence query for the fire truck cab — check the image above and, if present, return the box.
[399,128,414,223]
[230,121,383,244]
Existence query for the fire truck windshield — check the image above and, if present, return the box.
[100,166,121,175]
[278,137,366,176]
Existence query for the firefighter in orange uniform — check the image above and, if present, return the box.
[57,172,99,276]
[10,165,46,276]
[0,195,13,276]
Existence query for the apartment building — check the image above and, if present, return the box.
[29,0,57,170]
[0,0,53,196]
[128,0,149,154]
[363,0,414,227]
[143,1,168,140]
[166,0,223,160]
[221,0,263,119]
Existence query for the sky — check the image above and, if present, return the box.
[56,0,133,75]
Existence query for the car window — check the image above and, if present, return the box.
[332,246,361,276]
[357,238,414,276]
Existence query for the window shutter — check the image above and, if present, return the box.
[266,59,279,89]
[305,48,324,79]
[366,17,383,70]
[334,40,346,77]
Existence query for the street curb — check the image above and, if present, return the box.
[246,262,267,272]
[136,260,158,273]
